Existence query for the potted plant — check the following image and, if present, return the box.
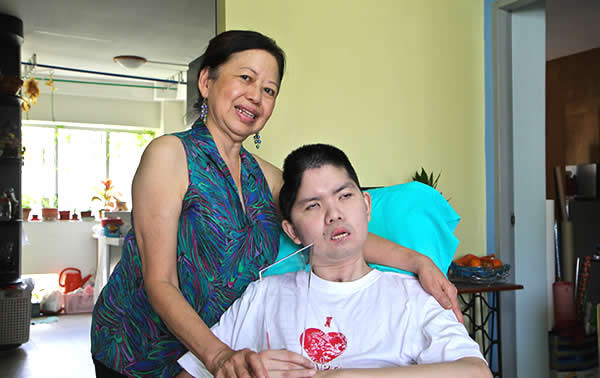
[412,167,441,189]
[412,167,450,201]
[59,209,71,221]
[41,195,58,221]
[21,194,33,221]
[91,179,122,218]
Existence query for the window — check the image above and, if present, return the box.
[22,122,154,214]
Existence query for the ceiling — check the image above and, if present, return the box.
[0,0,216,83]
[3,1,598,80]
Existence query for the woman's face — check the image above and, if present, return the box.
[199,49,280,144]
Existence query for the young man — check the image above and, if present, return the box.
[179,144,491,378]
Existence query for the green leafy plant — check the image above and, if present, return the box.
[41,195,58,208]
[412,167,441,189]
[412,167,451,201]
[22,194,34,209]
[136,131,155,148]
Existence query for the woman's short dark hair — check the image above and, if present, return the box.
[192,30,286,116]
[279,144,361,221]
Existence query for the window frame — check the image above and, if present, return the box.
[21,120,155,213]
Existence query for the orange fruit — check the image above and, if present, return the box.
[455,253,478,266]
[469,258,482,267]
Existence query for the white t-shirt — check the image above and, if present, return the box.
[179,270,484,376]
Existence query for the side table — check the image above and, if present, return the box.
[452,280,524,378]
[92,234,124,302]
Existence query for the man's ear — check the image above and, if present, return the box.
[363,191,372,222]
[282,219,302,245]
[197,67,212,99]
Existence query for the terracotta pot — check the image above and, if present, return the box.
[22,207,31,221]
[41,207,58,221]
[71,213,79,221]
[31,214,40,221]
[80,210,92,218]
[59,210,71,220]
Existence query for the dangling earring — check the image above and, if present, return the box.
[200,98,208,124]
[253,133,262,149]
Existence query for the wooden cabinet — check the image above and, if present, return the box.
[547,48,600,199]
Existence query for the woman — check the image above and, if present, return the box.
[91,30,460,377]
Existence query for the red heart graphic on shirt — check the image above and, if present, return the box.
[300,328,347,364]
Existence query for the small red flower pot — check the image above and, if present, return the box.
[59,210,71,220]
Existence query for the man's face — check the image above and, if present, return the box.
[282,164,371,265]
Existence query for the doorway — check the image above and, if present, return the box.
[492,1,548,377]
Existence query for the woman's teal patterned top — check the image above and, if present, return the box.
[90,120,280,377]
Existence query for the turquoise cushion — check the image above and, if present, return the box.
[262,182,460,277]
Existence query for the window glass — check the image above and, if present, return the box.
[108,131,153,209]
[21,124,154,216]
[57,128,107,212]
[22,126,56,212]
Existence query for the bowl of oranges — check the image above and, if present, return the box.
[449,254,510,283]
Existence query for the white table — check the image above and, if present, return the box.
[93,234,123,302]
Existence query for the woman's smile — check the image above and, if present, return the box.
[235,104,258,121]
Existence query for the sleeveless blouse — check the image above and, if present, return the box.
[91,120,280,377]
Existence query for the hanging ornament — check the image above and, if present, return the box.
[20,77,40,112]
[46,73,56,92]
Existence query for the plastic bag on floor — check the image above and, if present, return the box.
[41,289,62,313]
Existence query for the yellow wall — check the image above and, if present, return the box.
[224,0,485,256]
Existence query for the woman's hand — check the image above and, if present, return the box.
[258,350,316,378]
[416,256,463,323]
[361,233,463,324]
[209,347,268,378]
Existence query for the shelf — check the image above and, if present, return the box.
[0,220,22,226]
[105,236,124,247]
[0,93,23,105]
[0,156,23,163]
[92,234,124,247]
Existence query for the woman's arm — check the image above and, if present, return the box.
[133,136,266,377]
[363,233,463,323]
[315,357,491,378]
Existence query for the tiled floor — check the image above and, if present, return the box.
[0,313,94,378]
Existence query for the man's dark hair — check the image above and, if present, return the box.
[193,30,286,115]
[279,144,361,220]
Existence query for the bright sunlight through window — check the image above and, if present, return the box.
[21,122,154,215]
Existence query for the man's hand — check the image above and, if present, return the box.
[258,350,317,378]
[209,346,267,378]
[416,257,463,323]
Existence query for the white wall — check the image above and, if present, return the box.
[161,100,188,134]
[22,220,97,276]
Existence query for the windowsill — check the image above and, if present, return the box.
[24,220,100,224]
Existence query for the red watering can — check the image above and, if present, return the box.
[59,267,91,294]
